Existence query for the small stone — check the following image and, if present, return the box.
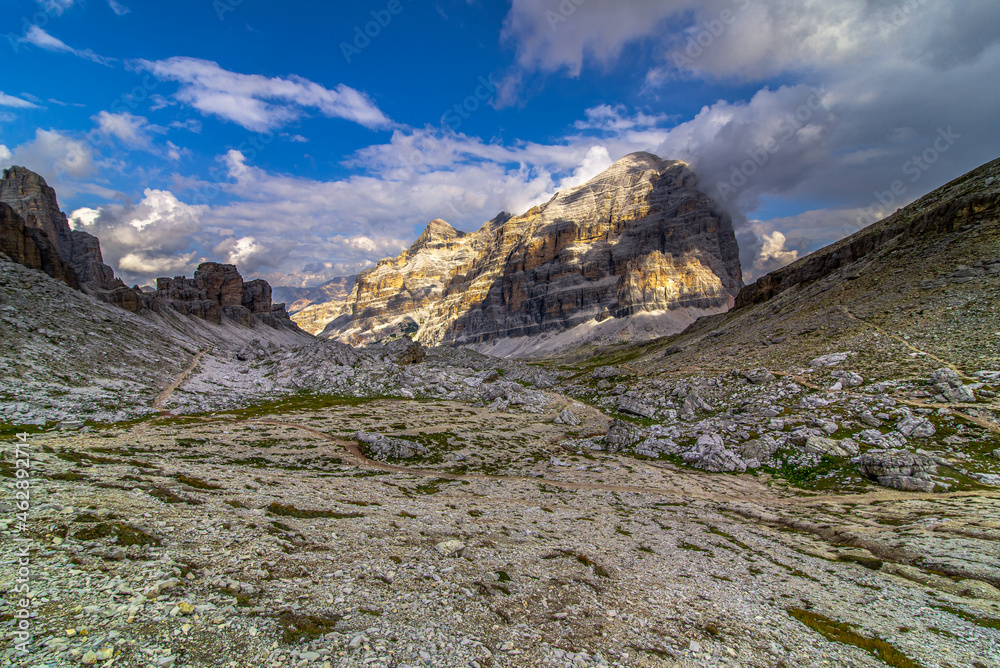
[435,540,465,557]
[177,601,195,615]
[81,651,98,665]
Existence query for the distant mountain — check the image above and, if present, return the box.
[311,152,743,353]
[273,275,356,315]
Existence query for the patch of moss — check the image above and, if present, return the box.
[275,611,342,644]
[266,502,363,520]
[73,522,159,547]
[930,604,1000,631]
[176,474,223,490]
[787,608,924,668]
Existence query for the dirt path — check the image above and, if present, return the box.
[152,350,207,410]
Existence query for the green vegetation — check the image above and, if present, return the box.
[176,474,223,490]
[73,522,160,547]
[274,611,342,644]
[787,608,924,668]
[266,502,363,520]
[930,604,1000,631]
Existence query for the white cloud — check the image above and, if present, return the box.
[0,145,11,164]
[72,189,207,284]
[20,26,115,66]
[107,0,130,16]
[92,111,156,149]
[753,230,799,276]
[502,0,688,77]
[135,57,392,132]
[0,92,40,109]
[68,207,100,230]
[36,0,76,15]
[10,128,96,182]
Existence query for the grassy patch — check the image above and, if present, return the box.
[266,502,363,520]
[930,604,1000,631]
[73,522,160,547]
[176,474,223,490]
[787,608,924,668]
[275,612,342,644]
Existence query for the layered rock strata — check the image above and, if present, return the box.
[319,152,743,346]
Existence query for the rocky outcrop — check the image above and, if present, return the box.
[0,202,80,289]
[860,449,939,493]
[0,166,299,332]
[0,166,121,294]
[318,153,743,347]
[152,263,296,328]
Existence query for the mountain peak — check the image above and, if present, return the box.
[408,219,463,254]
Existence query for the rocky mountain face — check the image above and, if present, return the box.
[0,202,79,289]
[0,166,298,332]
[317,153,743,348]
[0,167,119,294]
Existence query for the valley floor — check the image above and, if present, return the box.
[3,387,999,668]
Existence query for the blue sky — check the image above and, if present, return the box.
[3,0,1000,287]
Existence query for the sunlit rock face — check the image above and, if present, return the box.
[319,152,743,347]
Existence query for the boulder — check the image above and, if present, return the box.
[617,396,657,419]
[804,435,859,457]
[605,420,646,453]
[554,409,581,426]
[682,434,747,473]
[860,449,938,493]
[742,368,776,385]
[897,416,936,439]
[929,368,963,388]
[356,432,428,461]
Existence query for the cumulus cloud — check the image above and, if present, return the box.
[753,230,799,276]
[134,57,392,132]
[656,85,837,213]
[0,92,41,109]
[0,145,12,164]
[92,111,157,149]
[70,189,208,284]
[20,26,115,66]
[10,128,96,182]
[502,0,688,77]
